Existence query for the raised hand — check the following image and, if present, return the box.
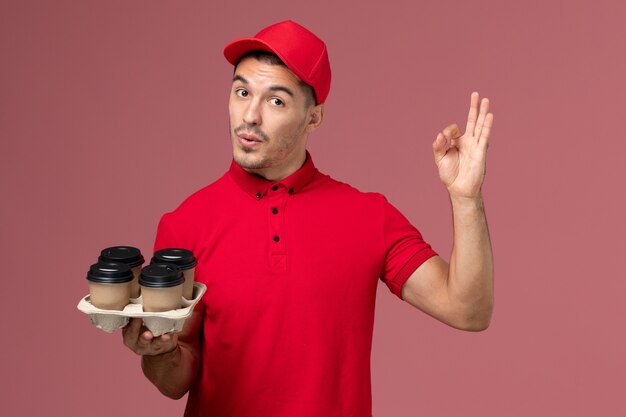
[432,92,494,199]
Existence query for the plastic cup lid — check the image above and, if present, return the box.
[87,262,133,284]
[99,246,145,268]
[139,263,184,288]
[151,248,197,270]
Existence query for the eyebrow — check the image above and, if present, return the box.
[232,74,248,84]
[232,74,294,97]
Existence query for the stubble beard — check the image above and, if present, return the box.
[229,113,308,172]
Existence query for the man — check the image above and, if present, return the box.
[123,20,494,417]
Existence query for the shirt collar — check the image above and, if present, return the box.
[229,151,318,199]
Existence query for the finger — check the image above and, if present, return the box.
[148,333,180,355]
[442,123,461,149]
[133,326,156,352]
[136,330,178,355]
[141,329,154,342]
[442,124,461,141]
[122,317,143,349]
[164,332,179,347]
[478,113,494,149]
[432,132,447,163]
[474,98,490,139]
[465,92,480,136]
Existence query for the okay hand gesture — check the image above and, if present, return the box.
[432,92,494,199]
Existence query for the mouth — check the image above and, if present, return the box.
[237,132,264,147]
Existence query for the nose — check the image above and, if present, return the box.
[242,99,261,126]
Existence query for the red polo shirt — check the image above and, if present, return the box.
[154,153,437,417]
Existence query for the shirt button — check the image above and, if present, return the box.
[272,207,278,215]
[273,235,280,242]
[255,192,262,199]
[271,185,278,191]
[288,188,294,194]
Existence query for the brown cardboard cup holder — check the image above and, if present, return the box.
[77,282,206,336]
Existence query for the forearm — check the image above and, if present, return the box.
[134,303,204,399]
[141,343,200,399]
[447,194,494,330]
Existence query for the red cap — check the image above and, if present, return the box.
[224,20,331,104]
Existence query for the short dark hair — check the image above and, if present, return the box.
[235,50,318,106]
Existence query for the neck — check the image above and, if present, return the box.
[242,152,307,182]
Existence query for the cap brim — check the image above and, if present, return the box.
[224,38,280,66]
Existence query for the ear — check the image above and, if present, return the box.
[305,104,324,133]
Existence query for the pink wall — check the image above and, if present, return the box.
[1,0,625,415]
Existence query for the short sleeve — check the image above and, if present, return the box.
[380,199,437,299]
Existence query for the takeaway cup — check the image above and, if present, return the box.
[87,262,133,310]
[139,264,184,312]
[99,246,145,298]
[151,248,197,300]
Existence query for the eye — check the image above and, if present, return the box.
[269,97,284,106]
[235,88,248,98]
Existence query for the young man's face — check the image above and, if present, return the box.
[228,56,321,181]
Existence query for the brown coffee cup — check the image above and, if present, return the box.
[139,264,184,312]
[99,246,145,298]
[151,248,197,299]
[87,262,133,310]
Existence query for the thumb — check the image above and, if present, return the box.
[432,132,447,164]
[122,317,144,349]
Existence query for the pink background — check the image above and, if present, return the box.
[1,0,625,416]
